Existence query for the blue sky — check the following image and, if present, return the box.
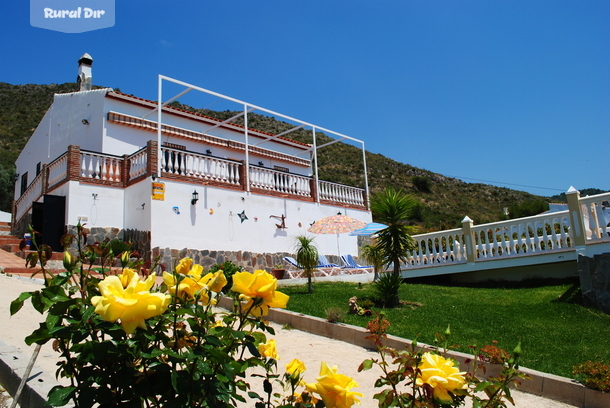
[1,1,608,197]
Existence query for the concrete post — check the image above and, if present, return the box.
[462,216,476,263]
[566,186,587,247]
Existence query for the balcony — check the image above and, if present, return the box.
[13,141,368,225]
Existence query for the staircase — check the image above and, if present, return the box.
[0,222,65,278]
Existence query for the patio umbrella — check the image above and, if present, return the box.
[307,214,366,257]
[348,222,388,236]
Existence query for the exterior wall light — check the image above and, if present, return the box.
[191,190,199,205]
[205,149,212,155]
[82,119,90,125]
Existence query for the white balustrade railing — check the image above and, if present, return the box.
[161,147,240,185]
[405,229,466,268]
[471,211,572,260]
[14,172,44,222]
[579,192,610,241]
[318,180,365,207]
[46,152,68,189]
[80,151,123,182]
[128,147,148,181]
[249,166,311,196]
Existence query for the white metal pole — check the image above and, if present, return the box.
[361,141,370,209]
[157,75,163,177]
[244,104,250,193]
[312,127,319,204]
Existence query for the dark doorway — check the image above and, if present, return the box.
[31,195,66,252]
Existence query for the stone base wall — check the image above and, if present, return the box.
[65,226,151,263]
[578,252,610,314]
[152,247,336,274]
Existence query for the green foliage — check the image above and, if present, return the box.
[573,361,610,392]
[0,164,15,212]
[360,243,384,281]
[507,198,550,219]
[294,235,319,294]
[12,224,287,408]
[324,307,345,323]
[280,280,610,379]
[373,273,403,308]
[411,175,432,193]
[208,260,245,294]
[370,188,418,275]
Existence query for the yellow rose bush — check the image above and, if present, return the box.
[360,318,530,408]
[11,224,313,408]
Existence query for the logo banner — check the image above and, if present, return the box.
[31,0,115,33]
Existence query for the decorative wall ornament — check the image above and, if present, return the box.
[269,214,286,229]
[238,210,248,223]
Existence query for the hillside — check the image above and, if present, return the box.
[1,82,546,229]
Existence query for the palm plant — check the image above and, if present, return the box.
[370,187,418,276]
[360,243,384,281]
[294,235,319,294]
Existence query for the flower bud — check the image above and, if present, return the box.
[63,251,74,271]
[513,341,522,357]
[120,251,131,267]
[444,324,451,336]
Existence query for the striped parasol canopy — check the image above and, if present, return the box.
[348,222,388,236]
[308,215,366,235]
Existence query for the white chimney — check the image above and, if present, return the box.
[77,53,93,91]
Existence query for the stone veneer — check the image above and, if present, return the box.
[152,247,306,273]
[65,226,151,262]
[578,252,610,314]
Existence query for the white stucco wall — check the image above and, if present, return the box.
[51,181,125,228]
[149,179,371,256]
[15,90,108,200]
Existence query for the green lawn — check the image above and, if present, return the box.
[279,278,610,379]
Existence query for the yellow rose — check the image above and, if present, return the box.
[119,268,137,288]
[257,338,278,359]
[286,358,306,378]
[91,274,171,334]
[416,352,466,403]
[305,362,363,408]
[163,259,227,303]
[231,270,289,317]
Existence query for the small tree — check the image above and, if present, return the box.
[294,235,319,294]
[370,187,418,276]
[361,243,384,282]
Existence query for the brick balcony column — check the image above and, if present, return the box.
[67,145,81,181]
[121,154,129,186]
[146,140,158,178]
[309,178,318,203]
[239,160,248,192]
[41,163,49,194]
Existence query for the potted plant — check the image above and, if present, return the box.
[271,264,286,280]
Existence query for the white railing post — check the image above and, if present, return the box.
[566,186,587,247]
[462,216,476,263]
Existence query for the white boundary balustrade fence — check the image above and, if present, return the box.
[403,190,610,271]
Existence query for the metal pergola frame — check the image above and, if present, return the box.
[149,75,370,206]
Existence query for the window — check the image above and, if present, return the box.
[36,162,42,176]
[20,172,28,195]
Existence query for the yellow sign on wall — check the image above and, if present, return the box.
[152,182,165,201]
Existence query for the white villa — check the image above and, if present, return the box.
[13,54,372,270]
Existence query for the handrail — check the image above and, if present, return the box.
[318,180,365,207]
[160,147,241,185]
[249,166,311,196]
